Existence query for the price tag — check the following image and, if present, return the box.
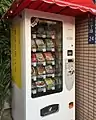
[33,76,36,81]
[52,61,55,65]
[43,75,46,79]
[52,74,55,78]
[42,35,46,38]
[43,62,46,66]
[32,63,36,67]
[32,49,36,52]
[43,49,46,52]
[32,90,36,94]
[52,48,55,51]
[43,88,46,92]
[51,35,55,39]
[43,71,46,74]
[52,87,55,90]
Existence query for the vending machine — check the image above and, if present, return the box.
[11,9,75,120]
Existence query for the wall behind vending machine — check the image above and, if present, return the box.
[75,16,96,120]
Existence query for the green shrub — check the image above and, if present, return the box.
[0,0,12,119]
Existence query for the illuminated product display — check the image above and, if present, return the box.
[31,17,63,98]
[11,10,75,120]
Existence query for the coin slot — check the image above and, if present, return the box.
[67,50,73,56]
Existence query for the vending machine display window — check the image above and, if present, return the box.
[31,17,63,98]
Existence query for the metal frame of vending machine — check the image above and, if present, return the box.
[11,9,75,120]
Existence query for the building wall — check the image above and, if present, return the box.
[75,17,96,120]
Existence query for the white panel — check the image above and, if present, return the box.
[23,9,75,120]
[11,14,26,120]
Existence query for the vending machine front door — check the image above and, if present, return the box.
[31,17,63,98]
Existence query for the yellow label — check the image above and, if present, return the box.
[11,23,21,88]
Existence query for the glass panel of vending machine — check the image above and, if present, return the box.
[31,17,63,98]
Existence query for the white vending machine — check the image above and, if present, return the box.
[11,9,75,120]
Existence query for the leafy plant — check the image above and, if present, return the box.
[0,0,13,119]
[0,60,11,120]
[0,22,11,119]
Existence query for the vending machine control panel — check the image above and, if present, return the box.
[65,58,75,90]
